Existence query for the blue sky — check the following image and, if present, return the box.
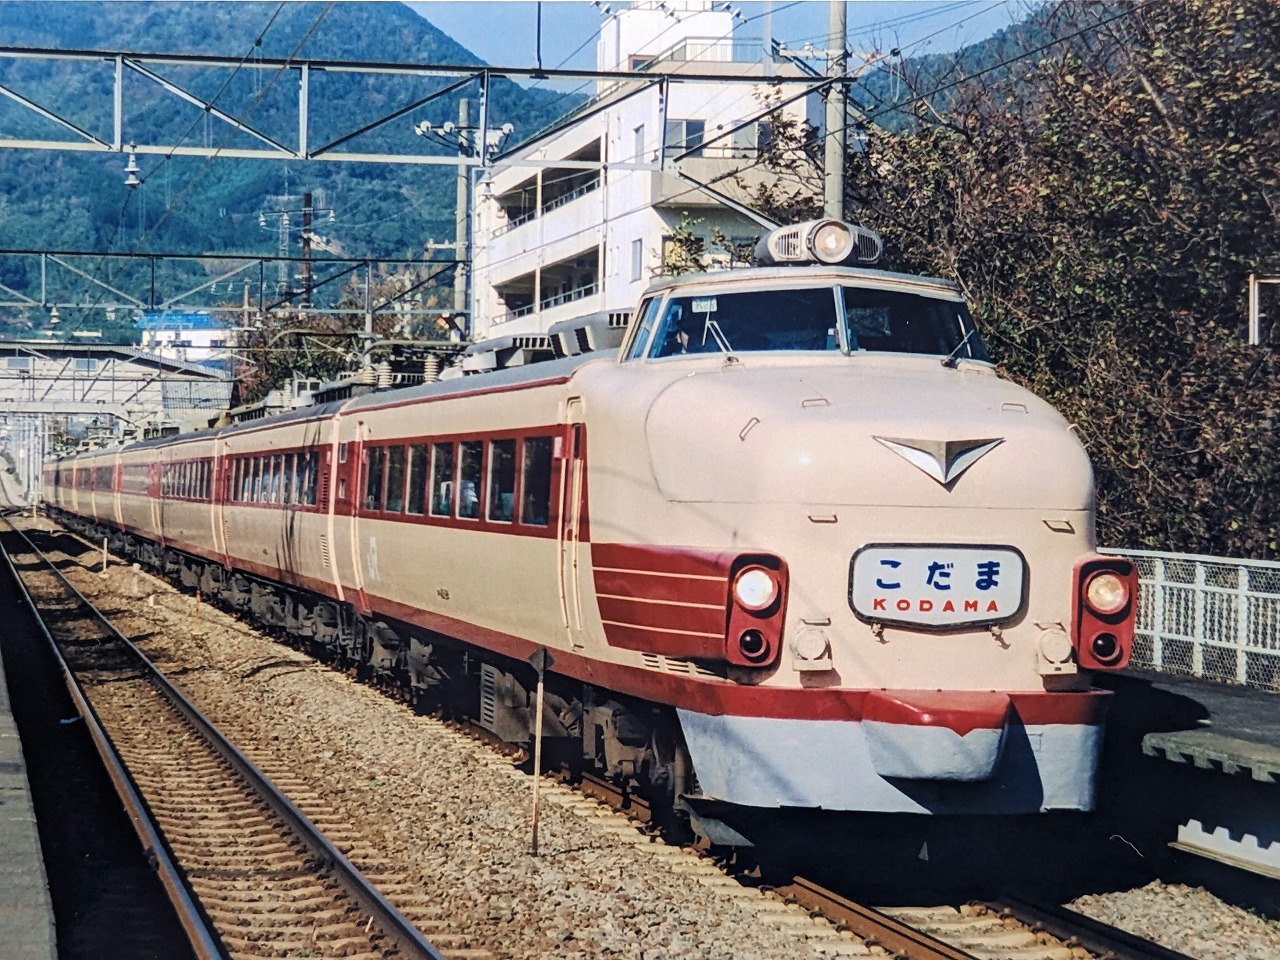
[408,1,1028,72]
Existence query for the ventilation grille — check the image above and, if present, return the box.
[319,534,331,569]
[773,226,802,259]
[638,653,720,678]
[319,471,331,510]
[478,663,499,731]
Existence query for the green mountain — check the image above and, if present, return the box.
[0,1,578,262]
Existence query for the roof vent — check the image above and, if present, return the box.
[547,311,629,358]
[461,334,555,373]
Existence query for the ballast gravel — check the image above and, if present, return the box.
[52,547,865,960]
[1070,881,1280,960]
[35,527,1280,960]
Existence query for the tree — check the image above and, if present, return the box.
[755,0,1280,557]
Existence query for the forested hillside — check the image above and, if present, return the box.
[757,0,1280,559]
[0,1,577,257]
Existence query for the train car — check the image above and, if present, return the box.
[44,219,1138,825]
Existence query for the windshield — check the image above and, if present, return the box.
[650,288,839,357]
[642,283,988,361]
[842,286,987,361]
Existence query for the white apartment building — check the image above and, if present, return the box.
[136,310,235,367]
[470,0,811,342]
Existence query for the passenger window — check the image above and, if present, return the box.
[406,444,428,515]
[365,447,386,511]
[385,446,406,513]
[487,439,516,523]
[457,441,482,520]
[521,437,553,526]
[303,452,318,506]
[338,442,348,463]
[430,443,455,517]
[271,454,284,504]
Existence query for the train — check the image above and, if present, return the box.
[43,218,1137,835]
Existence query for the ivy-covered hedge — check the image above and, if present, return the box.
[754,0,1279,558]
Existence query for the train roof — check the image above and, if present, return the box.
[51,350,610,460]
[640,265,963,300]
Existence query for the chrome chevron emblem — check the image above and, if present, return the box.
[874,436,1004,487]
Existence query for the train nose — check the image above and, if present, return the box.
[644,366,1093,510]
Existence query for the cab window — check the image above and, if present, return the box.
[622,296,664,361]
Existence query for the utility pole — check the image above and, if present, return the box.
[301,192,313,309]
[824,0,847,221]
[455,98,470,317]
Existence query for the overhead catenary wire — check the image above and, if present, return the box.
[65,2,293,333]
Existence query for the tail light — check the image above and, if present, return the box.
[725,555,788,668]
[1073,555,1138,670]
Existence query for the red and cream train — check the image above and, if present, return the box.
[43,220,1138,824]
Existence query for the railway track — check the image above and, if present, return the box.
[0,514,478,960]
[14,511,1197,960]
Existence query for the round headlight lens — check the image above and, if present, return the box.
[810,221,854,263]
[1085,571,1128,615]
[733,566,778,612]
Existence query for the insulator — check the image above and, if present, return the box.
[423,355,441,383]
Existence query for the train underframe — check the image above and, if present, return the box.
[72,512,700,831]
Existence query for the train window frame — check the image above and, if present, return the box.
[430,442,455,518]
[647,284,845,359]
[621,295,664,362]
[271,454,284,504]
[487,439,517,524]
[457,440,483,521]
[338,442,348,464]
[406,444,428,516]
[304,451,319,506]
[365,446,387,512]
[520,436,554,527]
[385,445,407,514]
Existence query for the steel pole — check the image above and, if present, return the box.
[823,0,847,220]
[455,98,470,317]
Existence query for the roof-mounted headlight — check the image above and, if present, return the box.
[754,219,883,267]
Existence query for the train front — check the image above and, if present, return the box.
[584,220,1137,815]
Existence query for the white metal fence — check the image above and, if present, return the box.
[1104,548,1280,690]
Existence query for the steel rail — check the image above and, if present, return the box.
[991,895,1199,960]
[775,878,978,960]
[0,515,223,960]
[1,517,450,960]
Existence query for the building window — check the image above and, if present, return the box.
[633,123,645,162]
[6,357,31,370]
[74,358,98,372]
[631,239,644,282]
[665,119,705,158]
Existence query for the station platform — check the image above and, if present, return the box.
[1130,670,1280,782]
[1103,669,1280,883]
[0,616,58,960]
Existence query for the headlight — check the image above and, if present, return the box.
[733,566,779,612]
[809,221,854,263]
[1085,571,1129,615]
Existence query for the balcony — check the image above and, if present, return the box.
[485,249,600,336]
